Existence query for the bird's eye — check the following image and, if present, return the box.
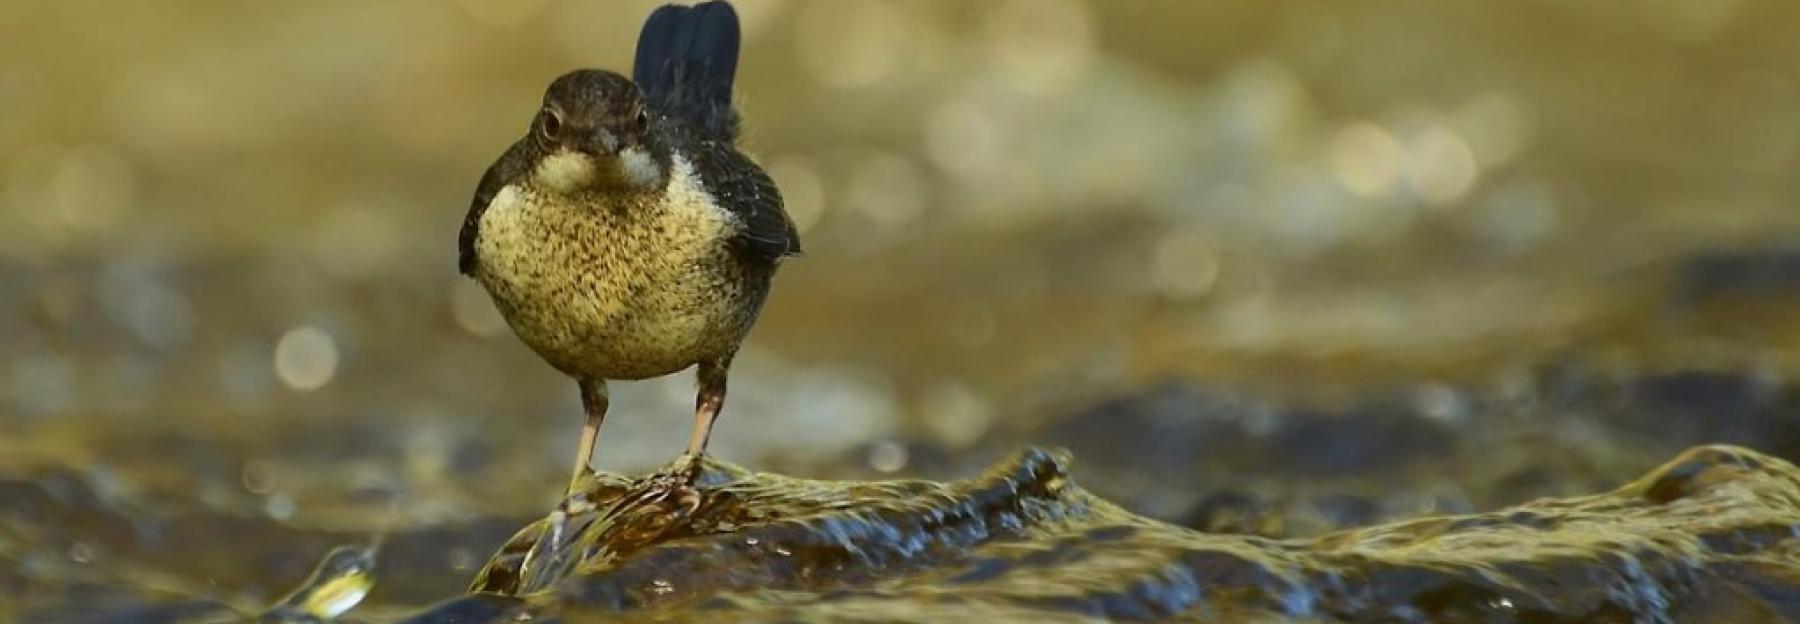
[539,109,562,142]
[635,109,649,129]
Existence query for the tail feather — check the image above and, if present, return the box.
[633,1,741,140]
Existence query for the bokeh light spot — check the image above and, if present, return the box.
[925,98,1005,182]
[921,382,992,448]
[1453,93,1533,170]
[867,440,909,473]
[1326,122,1402,198]
[1404,126,1479,207]
[1153,229,1223,301]
[274,326,339,391]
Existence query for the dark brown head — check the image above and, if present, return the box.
[528,69,671,195]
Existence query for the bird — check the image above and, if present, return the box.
[457,0,798,496]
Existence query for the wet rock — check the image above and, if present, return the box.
[1679,249,1800,300]
[374,444,1800,623]
[1269,405,1458,476]
[1030,382,1465,523]
[1556,369,1800,463]
[1176,489,1278,535]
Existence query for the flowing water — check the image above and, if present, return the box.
[10,444,1800,622]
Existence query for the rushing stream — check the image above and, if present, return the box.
[9,444,1800,622]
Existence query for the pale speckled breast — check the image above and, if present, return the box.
[472,158,764,380]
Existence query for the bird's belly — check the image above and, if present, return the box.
[500,284,742,380]
[473,185,756,380]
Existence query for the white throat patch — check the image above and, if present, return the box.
[533,148,664,193]
[619,146,663,189]
[534,150,596,193]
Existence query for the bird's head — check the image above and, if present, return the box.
[528,69,670,195]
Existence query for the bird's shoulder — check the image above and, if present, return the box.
[459,140,532,275]
[667,122,800,264]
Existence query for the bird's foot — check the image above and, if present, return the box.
[644,452,703,482]
[557,488,596,516]
[627,478,700,515]
[563,465,596,499]
[671,452,704,480]
[631,454,705,513]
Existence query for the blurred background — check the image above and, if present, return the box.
[3,0,1800,613]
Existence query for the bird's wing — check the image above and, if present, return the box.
[635,2,794,261]
[691,139,800,263]
[459,140,529,275]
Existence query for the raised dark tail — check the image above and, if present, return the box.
[633,1,741,140]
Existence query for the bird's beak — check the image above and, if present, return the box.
[577,127,622,157]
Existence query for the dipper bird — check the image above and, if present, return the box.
[457,1,798,495]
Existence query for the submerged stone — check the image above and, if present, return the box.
[392,445,1800,623]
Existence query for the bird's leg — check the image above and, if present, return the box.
[567,379,608,496]
[636,361,726,511]
[676,359,729,480]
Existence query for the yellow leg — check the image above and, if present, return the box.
[685,360,728,459]
[568,379,608,495]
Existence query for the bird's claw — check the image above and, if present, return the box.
[563,465,597,499]
[558,489,595,515]
[649,453,704,483]
[625,455,704,513]
[668,482,702,514]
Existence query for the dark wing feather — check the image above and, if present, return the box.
[689,137,800,263]
[458,140,530,275]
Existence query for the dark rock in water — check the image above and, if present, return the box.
[1563,370,1800,464]
[1679,248,1800,300]
[385,445,1800,623]
[1030,382,1473,523]
[1176,489,1278,536]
